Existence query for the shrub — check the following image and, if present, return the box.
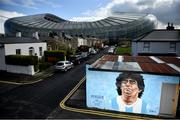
[5,55,38,66]
[39,62,52,71]
[44,50,66,63]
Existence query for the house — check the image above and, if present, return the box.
[0,37,47,75]
[132,30,180,56]
[43,33,105,50]
[87,37,106,48]
[86,55,180,117]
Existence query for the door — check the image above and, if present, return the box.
[160,83,179,116]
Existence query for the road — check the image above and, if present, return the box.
[0,49,108,119]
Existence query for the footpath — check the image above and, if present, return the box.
[0,67,54,95]
[0,67,54,85]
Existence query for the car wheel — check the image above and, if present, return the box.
[64,68,67,72]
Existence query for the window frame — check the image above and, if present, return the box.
[16,49,21,55]
[170,42,176,52]
[143,42,150,52]
[39,47,43,56]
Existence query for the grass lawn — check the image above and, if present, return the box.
[114,47,131,55]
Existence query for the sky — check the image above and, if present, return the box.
[0,0,179,33]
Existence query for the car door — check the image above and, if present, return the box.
[65,61,71,69]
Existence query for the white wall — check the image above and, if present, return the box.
[131,41,138,56]
[4,42,47,58]
[177,43,180,56]
[78,38,87,46]
[132,42,180,56]
[0,47,6,70]
[6,65,34,75]
[0,42,47,74]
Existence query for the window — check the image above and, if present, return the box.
[16,49,21,55]
[39,47,42,56]
[29,47,35,56]
[143,42,150,51]
[170,42,176,52]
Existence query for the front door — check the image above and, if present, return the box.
[160,83,179,117]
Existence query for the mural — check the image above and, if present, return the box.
[86,65,179,115]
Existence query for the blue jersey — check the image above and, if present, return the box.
[111,96,147,114]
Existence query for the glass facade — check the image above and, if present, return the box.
[4,13,157,44]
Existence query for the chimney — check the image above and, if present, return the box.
[16,32,21,37]
[166,22,171,30]
[33,31,39,39]
[166,22,175,30]
[170,23,174,30]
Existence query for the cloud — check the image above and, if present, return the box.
[0,0,62,9]
[0,10,25,33]
[0,9,25,18]
[38,0,62,8]
[0,0,37,9]
[71,0,180,29]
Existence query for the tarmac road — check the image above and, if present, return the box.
[0,49,107,119]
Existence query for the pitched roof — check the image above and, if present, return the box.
[0,37,44,44]
[135,30,180,42]
[90,55,180,76]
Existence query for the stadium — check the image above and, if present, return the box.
[4,12,157,43]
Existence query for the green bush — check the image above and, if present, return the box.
[5,55,38,66]
[44,50,66,63]
[44,50,67,56]
[39,62,52,71]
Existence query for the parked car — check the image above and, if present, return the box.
[89,48,97,55]
[69,55,82,65]
[108,47,114,54]
[81,52,89,58]
[103,45,109,48]
[89,47,97,55]
[54,61,74,72]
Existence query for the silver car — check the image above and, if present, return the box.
[54,61,74,72]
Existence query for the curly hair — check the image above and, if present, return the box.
[116,72,145,98]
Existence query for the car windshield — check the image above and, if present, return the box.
[65,61,71,64]
[70,56,76,60]
[56,63,64,66]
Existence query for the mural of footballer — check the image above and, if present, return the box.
[111,72,147,113]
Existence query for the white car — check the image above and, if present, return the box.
[54,61,74,72]
[90,49,97,54]
[108,48,114,54]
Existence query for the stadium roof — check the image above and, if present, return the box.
[5,12,157,43]
[8,13,152,30]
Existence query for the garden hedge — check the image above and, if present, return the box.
[5,55,38,66]
[44,50,66,63]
